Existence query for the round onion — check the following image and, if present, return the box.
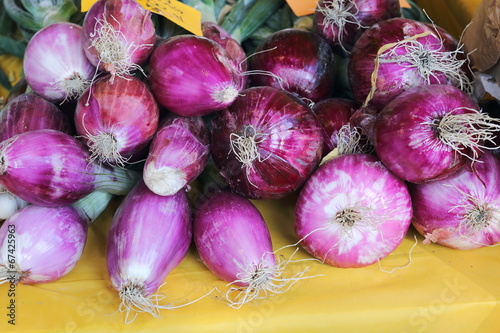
[81,0,156,78]
[294,153,413,268]
[313,0,401,53]
[248,28,336,103]
[74,74,159,166]
[23,22,96,103]
[373,84,500,184]
[410,151,500,250]
[148,34,244,117]
[0,93,70,142]
[210,86,323,199]
[348,18,470,111]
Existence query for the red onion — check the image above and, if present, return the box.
[248,28,336,103]
[311,97,358,156]
[148,34,244,117]
[210,86,323,199]
[143,114,210,196]
[0,190,112,285]
[373,84,500,184]
[294,153,413,268]
[82,0,156,79]
[410,151,500,250]
[348,18,471,111]
[106,180,192,322]
[23,22,96,103]
[0,93,70,142]
[0,129,139,207]
[194,190,306,308]
[313,0,401,53]
[74,74,159,166]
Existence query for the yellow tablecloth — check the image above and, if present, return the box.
[1,193,499,333]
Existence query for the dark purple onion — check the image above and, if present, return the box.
[0,93,70,142]
[249,28,336,103]
[313,0,401,53]
[210,86,323,199]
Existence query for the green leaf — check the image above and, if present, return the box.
[0,36,27,58]
[0,67,12,90]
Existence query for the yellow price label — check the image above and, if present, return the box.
[399,0,412,8]
[81,0,202,36]
[285,0,316,17]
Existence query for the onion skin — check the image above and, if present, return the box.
[148,35,243,117]
[193,190,275,287]
[294,153,413,268]
[74,74,159,165]
[249,28,336,103]
[348,18,448,111]
[311,98,358,155]
[106,180,192,297]
[82,0,156,76]
[143,114,210,196]
[0,93,70,142]
[23,22,96,102]
[410,151,500,250]
[0,204,87,284]
[210,86,323,199]
[373,84,480,184]
[313,0,401,53]
[0,129,138,207]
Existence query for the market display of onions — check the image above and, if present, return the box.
[0,0,499,325]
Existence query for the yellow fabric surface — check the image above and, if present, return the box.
[1,194,499,333]
[416,0,481,38]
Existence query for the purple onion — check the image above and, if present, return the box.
[249,28,336,103]
[148,34,244,117]
[295,153,413,268]
[210,86,323,199]
[410,151,500,250]
[23,22,96,103]
[143,114,210,196]
[0,191,112,285]
[81,0,156,78]
[373,84,499,184]
[0,129,139,207]
[0,93,70,142]
[348,18,470,111]
[194,190,292,308]
[313,0,401,53]
[311,98,358,156]
[74,74,159,166]
[106,180,192,321]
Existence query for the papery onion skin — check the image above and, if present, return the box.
[148,35,243,117]
[0,205,87,284]
[0,93,70,142]
[373,84,481,184]
[348,18,449,111]
[143,114,210,196]
[23,22,96,103]
[410,151,500,250]
[311,98,358,155]
[74,74,159,165]
[210,86,323,199]
[313,0,401,53]
[294,153,413,268]
[249,28,336,103]
[0,129,139,207]
[82,0,156,76]
[106,180,192,297]
[193,190,275,286]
